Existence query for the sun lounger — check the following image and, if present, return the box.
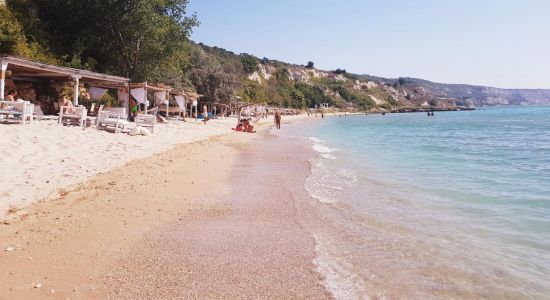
[96,108,130,134]
[0,100,34,124]
[134,114,156,133]
[58,106,87,127]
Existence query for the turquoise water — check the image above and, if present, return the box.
[297,107,550,298]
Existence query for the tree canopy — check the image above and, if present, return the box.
[5,0,198,84]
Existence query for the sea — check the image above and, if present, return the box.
[284,106,550,299]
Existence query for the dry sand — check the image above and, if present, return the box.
[0,118,237,215]
[0,115,330,299]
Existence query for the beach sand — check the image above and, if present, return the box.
[0,115,330,299]
[0,118,238,216]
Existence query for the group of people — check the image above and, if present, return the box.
[234,118,255,133]
[233,111,282,133]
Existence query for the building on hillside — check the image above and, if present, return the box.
[319,103,329,109]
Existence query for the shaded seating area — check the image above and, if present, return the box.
[1,56,213,135]
[159,89,187,120]
[0,55,130,126]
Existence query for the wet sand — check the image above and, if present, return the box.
[0,121,331,299]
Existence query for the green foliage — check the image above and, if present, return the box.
[1,2,409,111]
[295,83,332,108]
[240,54,259,75]
[239,79,265,103]
[188,44,242,103]
[343,72,358,80]
[333,68,346,74]
[0,5,57,63]
[14,0,198,83]
[274,67,291,83]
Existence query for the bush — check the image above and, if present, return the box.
[240,54,260,74]
[333,68,346,74]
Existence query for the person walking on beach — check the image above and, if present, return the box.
[274,111,281,130]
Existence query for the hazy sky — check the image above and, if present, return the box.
[187,0,550,89]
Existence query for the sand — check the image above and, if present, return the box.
[0,118,235,216]
[0,116,306,217]
[0,114,329,299]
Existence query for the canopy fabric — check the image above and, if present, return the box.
[130,88,146,105]
[154,91,168,106]
[89,87,108,99]
[118,89,129,113]
[174,95,185,112]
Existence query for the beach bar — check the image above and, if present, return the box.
[0,55,130,114]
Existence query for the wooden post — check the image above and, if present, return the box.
[0,60,8,101]
[144,82,148,114]
[182,92,187,121]
[71,75,82,106]
[166,90,170,118]
[125,82,130,120]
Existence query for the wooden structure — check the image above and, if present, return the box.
[130,82,172,114]
[0,55,130,110]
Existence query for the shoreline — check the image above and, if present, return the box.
[0,115,331,298]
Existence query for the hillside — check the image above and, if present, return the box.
[359,75,550,107]
[191,43,470,111]
[2,1,547,111]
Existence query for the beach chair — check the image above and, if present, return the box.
[134,114,156,133]
[58,106,87,128]
[96,108,130,134]
[0,100,33,124]
[22,102,34,124]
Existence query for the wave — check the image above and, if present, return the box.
[312,144,337,154]
[313,234,369,300]
[308,136,326,143]
[305,155,358,205]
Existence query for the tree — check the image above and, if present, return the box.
[240,54,259,75]
[188,45,242,103]
[240,79,265,103]
[428,98,439,107]
[0,4,56,63]
[32,0,199,81]
[333,68,346,74]
[306,61,314,69]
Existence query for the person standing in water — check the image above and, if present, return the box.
[321,112,324,119]
[274,111,281,130]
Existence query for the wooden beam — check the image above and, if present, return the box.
[1,55,129,84]
[11,72,70,78]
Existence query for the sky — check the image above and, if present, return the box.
[187,0,550,89]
